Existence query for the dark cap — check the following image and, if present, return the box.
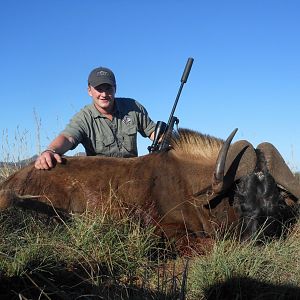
[88,67,116,87]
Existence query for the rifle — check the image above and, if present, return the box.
[148,57,194,153]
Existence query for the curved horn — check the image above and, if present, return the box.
[257,142,300,200]
[213,128,238,187]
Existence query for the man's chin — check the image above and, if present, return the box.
[99,101,111,107]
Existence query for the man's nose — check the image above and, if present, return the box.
[98,90,108,96]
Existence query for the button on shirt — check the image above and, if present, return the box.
[61,98,156,157]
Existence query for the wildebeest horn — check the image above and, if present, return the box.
[257,142,300,200]
[213,128,238,190]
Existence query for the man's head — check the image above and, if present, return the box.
[88,67,116,88]
[87,67,116,113]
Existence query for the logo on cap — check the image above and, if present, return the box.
[97,71,109,77]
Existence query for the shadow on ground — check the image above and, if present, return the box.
[0,267,179,300]
[204,276,300,300]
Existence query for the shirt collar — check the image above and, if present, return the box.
[90,99,120,119]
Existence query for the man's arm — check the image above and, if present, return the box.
[34,134,75,170]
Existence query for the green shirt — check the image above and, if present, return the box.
[61,98,156,157]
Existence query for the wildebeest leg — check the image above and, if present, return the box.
[257,142,300,200]
[0,189,15,210]
[0,189,70,218]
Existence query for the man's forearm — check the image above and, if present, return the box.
[45,134,75,155]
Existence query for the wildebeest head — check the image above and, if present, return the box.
[234,169,297,241]
[169,129,299,241]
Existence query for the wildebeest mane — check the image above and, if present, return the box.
[170,128,224,159]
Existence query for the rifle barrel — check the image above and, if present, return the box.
[181,57,194,83]
[149,57,194,153]
[166,57,194,127]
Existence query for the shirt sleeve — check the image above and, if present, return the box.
[60,111,87,149]
[135,101,156,137]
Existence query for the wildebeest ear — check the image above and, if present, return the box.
[223,140,257,186]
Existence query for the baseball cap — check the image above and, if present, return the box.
[88,67,116,87]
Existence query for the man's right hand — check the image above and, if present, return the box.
[34,150,62,170]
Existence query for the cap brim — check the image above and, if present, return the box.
[89,79,115,87]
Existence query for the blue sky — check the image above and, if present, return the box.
[0,1,299,171]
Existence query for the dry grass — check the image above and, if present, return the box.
[1,201,300,299]
[0,204,186,299]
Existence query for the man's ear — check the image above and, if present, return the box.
[87,85,92,96]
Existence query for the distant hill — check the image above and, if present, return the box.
[0,152,86,168]
[0,155,38,168]
[73,152,86,157]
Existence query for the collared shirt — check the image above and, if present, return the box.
[61,98,156,157]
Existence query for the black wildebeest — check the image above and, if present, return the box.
[0,128,299,245]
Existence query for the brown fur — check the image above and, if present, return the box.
[0,128,298,244]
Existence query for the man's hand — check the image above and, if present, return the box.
[34,134,75,170]
[35,150,62,170]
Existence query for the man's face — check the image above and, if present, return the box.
[88,83,116,112]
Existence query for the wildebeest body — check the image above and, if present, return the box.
[0,151,230,238]
[0,129,299,243]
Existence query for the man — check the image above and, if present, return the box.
[35,67,156,170]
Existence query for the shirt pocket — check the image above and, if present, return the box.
[122,126,137,152]
[95,136,114,155]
